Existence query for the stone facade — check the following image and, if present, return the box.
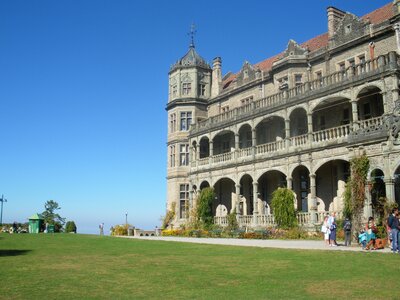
[166,2,400,228]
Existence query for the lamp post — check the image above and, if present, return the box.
[125,212,128,226]
[0,195,7,226]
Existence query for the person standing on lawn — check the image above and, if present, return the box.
[388,208,400,253]
[327,212,337,246]
[343,217,352,246]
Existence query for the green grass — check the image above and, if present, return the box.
[0,234,398,299]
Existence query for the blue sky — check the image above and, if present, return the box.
[0,0,390,233]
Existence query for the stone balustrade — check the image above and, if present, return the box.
[213,211,341,228]
[191,52,398,134]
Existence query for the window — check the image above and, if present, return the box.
[169,145,175,167]
[358,55,366,72]
[221,106,229,113]
[315,71,322,81]
[180,111,192,131]
[319,115,326,130]
[179,184,189,219]
[169,113,176,133]
[294,74,303,87]
[182,83,191,95]
[241,96,253,106]
[342,108,350,125]
[338,62,345,72]
[179,144,189,166]
[363,103,371,119]
[172,85,177,97]
[345,24,352,35]
[199,84,206,96]
[348,58,355,68]
[222,141,230,153]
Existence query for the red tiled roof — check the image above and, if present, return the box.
[222,2,394,89]
[361,2,393,24]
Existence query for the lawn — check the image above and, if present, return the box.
[0,234,398,299]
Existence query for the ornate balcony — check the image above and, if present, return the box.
[191,52,399,135]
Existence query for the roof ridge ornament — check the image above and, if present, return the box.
[188,23,197,48]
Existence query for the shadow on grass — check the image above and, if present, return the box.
[0,250,32,257]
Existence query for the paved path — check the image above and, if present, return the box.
[120,236,392,253]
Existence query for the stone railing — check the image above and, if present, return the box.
[256,139,285,155]
[358,116,384,129]
[238,147,252,158]
[192,52,398,134]
[212,152,233,163]
[312,124,350,143]
[214,211,342,228]
[290,133,308,147]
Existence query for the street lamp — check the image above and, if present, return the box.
[0,195,7,226]
[125,212,128,226]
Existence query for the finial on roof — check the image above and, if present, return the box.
[188,23,197,48]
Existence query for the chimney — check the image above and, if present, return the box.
[327,6,346,39]
[394,0,400,15]
[211,57,222,98]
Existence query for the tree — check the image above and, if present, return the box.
[42,200,66,232]
[271,187,297,229]
[197,187,215,229]
[65,221,77,233]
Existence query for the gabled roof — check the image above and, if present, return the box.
[221,2,394,90]
[29,213,43,220]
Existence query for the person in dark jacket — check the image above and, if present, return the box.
[388,208,400,253]
[343,217,352,246]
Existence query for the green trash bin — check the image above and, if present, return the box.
[47,224,55,233]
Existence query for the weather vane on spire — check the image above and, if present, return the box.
[188,23,197,48]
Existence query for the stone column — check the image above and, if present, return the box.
[363,183,373,220]
[235,133,239,159]
[385,177,395,202]
[309,174,317,224]
[252,128,257,158]
[209,141,213,165]
[394,23,400,54]
[351,100,359,130]
[196,144,200,160]
[307,113,313,146]
[286,176,293,190]
[381,91,389,115]
[252,182,259,226]
[235,184,241,216]
[188,187,194,219]
[285,118,290,149]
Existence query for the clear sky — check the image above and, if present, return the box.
[0,0,390,234]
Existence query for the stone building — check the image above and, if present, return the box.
[166,2,400,228]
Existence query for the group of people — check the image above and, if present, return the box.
[321,212,339,247]
[321,207,400,252]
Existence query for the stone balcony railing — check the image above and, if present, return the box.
[191,51,399,135]
[214,211,342,228]
[191,116,386,171]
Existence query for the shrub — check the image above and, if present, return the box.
[162,202,176,229]
[197,187,215,229]
[111,224,129,236]
[271,187,297,229]
[65,221,77,233]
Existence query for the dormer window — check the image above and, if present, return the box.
[243,70,249,79]
[198,84,206,96]
[294,74,303,87]
[182,83,191,95]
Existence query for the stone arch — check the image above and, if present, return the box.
[255,116,285,145]
[356,86,384,120]
[287,103,309,116]
[253,112,286,128]
[353,82,384,97]
[238,123,253,149]
[199,136,210,158]
[199,181,210,190]
[315,159,350,212]
[257,170,287,214]
[370,168,386,210]
[309,91,351,112]
[212,129,235,155]
[289,107,308,137]
[239,174,254,215]
[213,177,236,216]
[312,96,352,132]
[291,165,310,212]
